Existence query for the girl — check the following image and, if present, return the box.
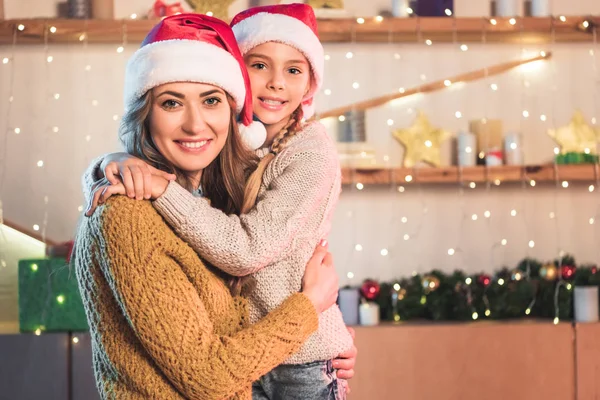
[84,4,354,399]
[74,14,342,400]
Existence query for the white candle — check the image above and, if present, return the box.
[531,0,550,16]
[457,131,476,167]
[391,0,410,17]
[359,301,380,326]
[495,0,519,16]
[504,133,523,165]
[339,288,360,326]
[574,287,599,323]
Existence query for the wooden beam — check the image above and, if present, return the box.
[2,220,57,246]
[0,16,598,45]
[318,52,551,119]
[317,16,598,43]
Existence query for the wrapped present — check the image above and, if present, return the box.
[19,258,88,333]
[469,119,503,155]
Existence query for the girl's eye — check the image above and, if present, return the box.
[288,68,301,75]
[204,97,222,106]
[161,99,180,109]
[252,63,267,70]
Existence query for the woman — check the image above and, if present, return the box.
[74,14,343,399]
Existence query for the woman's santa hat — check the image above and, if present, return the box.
[230,3,324,119]
[123,13,266,150]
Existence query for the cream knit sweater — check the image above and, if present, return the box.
[83,120,352,364]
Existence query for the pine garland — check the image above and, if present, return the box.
[366,255,599,322]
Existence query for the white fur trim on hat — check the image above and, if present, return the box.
[302,101,315,121]
[232,12,324,118]
[238,120,267,150]
[124,39,246,113]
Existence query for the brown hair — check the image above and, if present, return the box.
[240,105,304,214]
[119,90,258,294]
[119,91,257,215]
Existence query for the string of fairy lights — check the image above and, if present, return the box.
[2,19,132,233]
[324,15,600,323]
[0,13,598,329]
[0,27,17,270]
[0,19,134,338]
[589,26,600,268]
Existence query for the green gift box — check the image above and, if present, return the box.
[18,258,88,332]
[555,152,599,164]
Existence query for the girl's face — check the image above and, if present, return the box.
[245,42,311,129]
[149,82,230,183]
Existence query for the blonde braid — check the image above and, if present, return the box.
[240,106,304,214]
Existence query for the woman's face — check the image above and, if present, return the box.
[245,42,311,127]
[149,82,230,181]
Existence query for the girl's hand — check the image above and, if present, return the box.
[100,152,176,200]
[85,178,126,216]
[150,175,169,200]
[84,176,169,217]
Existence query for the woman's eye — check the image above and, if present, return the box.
[204,97,222,106]
[288,68,301,75]
[161,99,180,109]
[252,63,267,70]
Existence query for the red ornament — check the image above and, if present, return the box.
[561,265,576,280]
[46,240,75,263]
[361,280,381,301]
[478,274,491,287]
[150,0,185,18]
[592,266,598,274]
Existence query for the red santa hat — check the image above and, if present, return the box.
[230,3,324,119]
[123,13,266,150]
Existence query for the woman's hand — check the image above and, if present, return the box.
[301,240,339,314]
[100,152,175,200]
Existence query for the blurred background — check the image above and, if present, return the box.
[1,0,600,399]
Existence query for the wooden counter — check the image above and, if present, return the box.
[350,322,575,400]
[2,321,593,400]
[575,323,600,400]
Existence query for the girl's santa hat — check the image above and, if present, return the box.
[123,13,266,150]
[230,4,324,119]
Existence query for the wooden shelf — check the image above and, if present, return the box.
[2,219,57,245]
[341,164,600,185]
[0,16,598,45]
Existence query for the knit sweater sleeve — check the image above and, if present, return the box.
[81,154,106,205]
[153,136,340,277]
[98,198,319,400]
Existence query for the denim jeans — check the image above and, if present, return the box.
[252,360,346,400]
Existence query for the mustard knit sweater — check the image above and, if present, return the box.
[74,196,319,400]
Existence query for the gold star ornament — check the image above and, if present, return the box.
[184,0,235,20]
[392,112,451,167]
[547,110,600,154]
[307,0,344,9]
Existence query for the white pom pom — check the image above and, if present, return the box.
[238,120,267,150]
[302,101,316,120]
